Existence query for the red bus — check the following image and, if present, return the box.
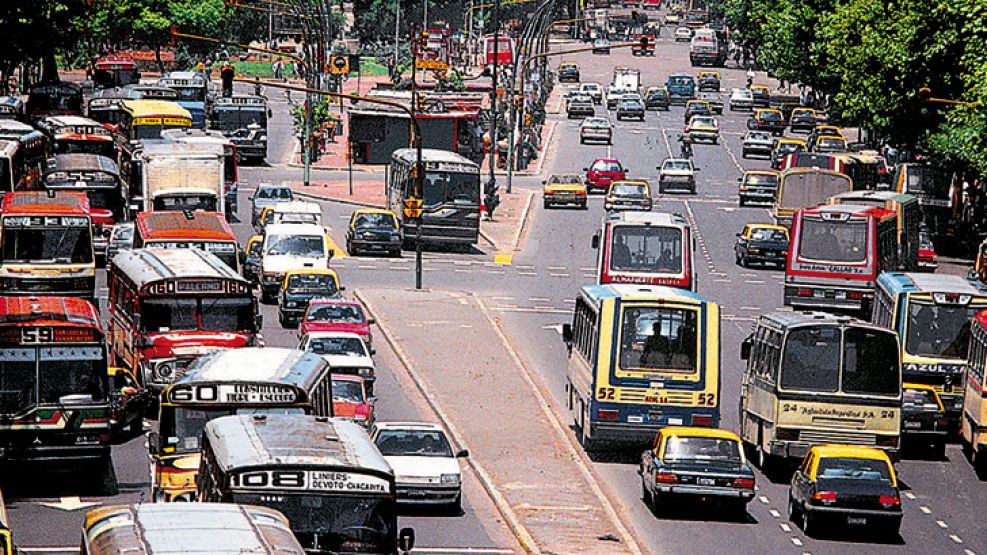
[785,203,899,314]
[42,154,127,258]
[134,210,240,271]
[93,56,141,89]
[37,115,118,159]
[593,211,696,290]
[483,34,515,70]
[108,248,260,393]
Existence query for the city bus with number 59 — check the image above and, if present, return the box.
[563,284,720,449]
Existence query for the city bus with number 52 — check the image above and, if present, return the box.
[563,284,720,449]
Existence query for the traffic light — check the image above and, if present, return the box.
[330,55,350,75]
[403,197,423,220]
[220,64,235,98]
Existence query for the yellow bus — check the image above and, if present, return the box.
[739,311,902,468]
[962,309,987,465]
[563,284,720,449]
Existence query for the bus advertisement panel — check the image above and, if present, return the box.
[739,312,902,465]
[43,153,128,257]
[594,211,696,290]
[564,284,720,448]
[152,348,332,502]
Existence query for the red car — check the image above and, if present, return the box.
[331,373,374,429]
[917,232,938,271]
[299,298,374,347]
[584,158,627,192]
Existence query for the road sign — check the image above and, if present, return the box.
[415,59,450,70]
[330,55,350,75]
[403,197,423,219]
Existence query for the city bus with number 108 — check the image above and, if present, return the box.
[563,284,720,449]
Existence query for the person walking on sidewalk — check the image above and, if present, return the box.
[273,59,283,81]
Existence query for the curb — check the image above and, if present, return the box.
[506,190,534,254]
[355,289,540,555]
[286,161,386,173]
[473,295,644,555]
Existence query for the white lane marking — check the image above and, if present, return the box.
[964,549,977,555]
[780,523,791,532]
[950,535,964,544]
[769,509,781,518]
[791,538,803,547]
[745,279,766,284]
[518,271,538,276]
[759,495,770,504]
[528,297,551,303]
[549,273,572,278]
[936,520,949,529]
[919,505,932,514]
[904,492,917,499]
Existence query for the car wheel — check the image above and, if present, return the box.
[580,137,585,144]
[712,137,719,144]
[448,493,463,515]
[739,197,746,207]
[802,511,816,536]
[391,248,402,258]
[278,312,289,328]
[742,150,749,158]
[788,495,802,526]
[544,201,551,210]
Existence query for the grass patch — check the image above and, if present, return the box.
[231,59,389,78]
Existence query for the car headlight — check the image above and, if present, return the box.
[440,473,461,485]
[286,301,298,308]
[390,235,401,242]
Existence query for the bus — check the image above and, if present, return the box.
[893,162,954,239]
[962,310,987,464]
[785,204,900,315]
[739,311,902,467]
[209,94,268,135]
[80,503,306,555]
[387,148,480,246]
[198,414,416,554]
[0,190,95,299]
[158,71,209,128]
[92,56,141,89]
[873,272,987,428]
[827,190,920,271]
[0,141,24,193]
[161,128,239,222]
[43,154,127,257]
[774,168,853,228]
[562,284,721,449]
[107,248,260,393]
[115,99,193,169]
[152,347,332,502]
[26,81,83,120]
[134,210,240,271]
[0,120,48,189]
[482,33,515,71]
[36,115,117,159]
[592,211,696,290]
[87,84,179,126]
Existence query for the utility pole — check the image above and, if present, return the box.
[485,0,500,211]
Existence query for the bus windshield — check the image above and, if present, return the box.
[780,326,898,395]
[1,225,93,264]
[905,302,979,359]
[610,225,682,273]
[171,87,206,103]
[141,297,254,333]
[620,306,697,372]
[54,141,116,159]
[0,346,105,414]
[423,171,479,206]
[163,406,304,452]
[798,219,866,263]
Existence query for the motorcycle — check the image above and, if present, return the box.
[679,135,693,159]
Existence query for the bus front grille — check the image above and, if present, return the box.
[798,430,876,446]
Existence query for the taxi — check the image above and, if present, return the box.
[697,71,720,92]
[685,115,719,144]
[735,223,789,266]
[737,169,780,206]
[789,445,902,537]
[789,107,819,132]
[543,173,588,209]
[813,134,848,153]
[807,124,844,146]
[584,158,627,192]
[749,84,771,107]
[747,108,786,135]
[902,383,947,456]
[277,268,343,327]
[242,234,263,284]
[645,86,670,110]
[683,99,711,123]
[558,62,580,83]
[639,427,755,517]
[331,373,375,429]
[771,137,807,169]
[604,180,652,212]
[255,201,323,234]
[346,208,402,257]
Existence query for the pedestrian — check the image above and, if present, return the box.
[272,59,283,81]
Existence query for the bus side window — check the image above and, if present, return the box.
[765,330,781,383]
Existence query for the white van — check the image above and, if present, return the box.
[259,223,332,302]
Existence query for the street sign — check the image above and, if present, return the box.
[403,197,423,219]
[330,55,350,75]
[415,59,450,70]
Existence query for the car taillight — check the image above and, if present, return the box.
[876,435,898,448]
[576,190,587,196]
[848,291,863,300]
[797,288,813,297]
[813,491,837,504]
[732,478,755,489]
[878,494,900,509]
[655,471,678,484]
[598,409,619,421]
[691,415,713,427]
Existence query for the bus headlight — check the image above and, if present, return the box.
[155,361,175,380]
[440,473,460,485]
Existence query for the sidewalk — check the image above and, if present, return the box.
[357,288,641,555]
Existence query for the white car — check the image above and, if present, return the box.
[580,117,613,144]
[657,158,698,194]
[298,331,377,394]
[371,422,469,512]
[674,27,693,42]
[729,88,755,111]
[579,82,604,104]
[259,223,331,303]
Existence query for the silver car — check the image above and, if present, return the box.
[742,131,775,158]
[250,183,294,228]
[729,88,755,111]
[580,117,613,144]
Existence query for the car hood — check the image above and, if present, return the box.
[318,353,374,368]
[385,455,461,478]
[263,255,326,272]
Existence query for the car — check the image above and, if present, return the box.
[813,134,848,153]
[917,231,939,271]
[747,108,786,135]
[657,158,697,194]
[584,158,627,192]
[371,422,469,512]
[278,268,343,327]
[558,61,580,82]
[685,115,718,143]
[807,124,844,147]
[606,87,632,110]
[593,38,611,54]
[256,200,323,234]
[346,208,402,257]
[259,223,332,303]
[696,91,723,114]
[616,96,646,121]
[674,27,693,41]
[683,99,711,124]
[566,93,596,118]
[901,383,947,456]
[241,234,263,285]
[250,182,293,228]
[605,180,653,211]
[229,125,268,165]
[644,86,671,110]
[729,88,755,111]
[789,107,818,133]
[771,137,807,169]
[632,33,657,56]
[579,116,613,145]
[789,445,902,538]
[742,131,775,159]
[543,173,588,209]
[300,331,377,395]
[299,298,374,348]
[639,427,755,516]
[737,170,780,206]
[579,82,604,104]
[749,84,771,107]
[665,11,681,24]
[331,373,375,429]
[105,221,135,263]
[735,223,789,266]
[697,70,720,92]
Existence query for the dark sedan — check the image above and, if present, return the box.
[735,223,789,265]
[558,62,580,83]
[645,87,670,110]
[902,383,948,456]
[616,97,646,121]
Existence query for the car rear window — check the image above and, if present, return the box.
[817,457,892,482]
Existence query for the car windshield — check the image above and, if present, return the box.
[257,187,293,201]
[584,119,609,128]
[669,76,693,86]
[748,132,772,141]
[647,90,667,99]
[375,429,454,457]
[592,161,622,172]
[692,117,716,127]
[750,228,787,242]
[620,306,697,372]
[307,304,366,323]
[287,273,338,293]
[332,379,365,403]
[903,388,939,410]
[620,100,643,107]
[308,336,366,356]
[610,224,683,274]
[905,302,980,359]
[663,160,691,171]
[582,84,600,92]
[611,184,646,196]
[733,90,752,99]
[793,111,815,120]
[778,142,803,152]
[798,219,867,262]
[760,111,782,121]
[746,174,778,186]
[817,457,892,482]
[265,234,325,257]
[548,175,582,185]
[353,212,396,229]
[663,436,742,463]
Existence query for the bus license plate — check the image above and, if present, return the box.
[904,421,922,429]
[847,517,867,525]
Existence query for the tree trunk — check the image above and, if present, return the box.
[156,45,165,74]
[41,50,59,83]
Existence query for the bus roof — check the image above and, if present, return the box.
[877,272,987,297]
[137,140,224,158]
[0,140,18,157]
[606,211,688,227]
[800,203,894,221]
[756,310,886,331]
[38,115,107,130]
[83,503,304,555]
[581,284,707,304]
[829,190,916,206]
[111,248,245,289]
[119,99,192,120]
[177,347,328,390]
[160,71,207,83]
[1,190,90,215]
[0,296,100,328]
[136,211,236,242]
[204,414,392,475]
[45,153,119,176]
[392,148,479,168]
[0,119,42,137]
[161,128,233,147]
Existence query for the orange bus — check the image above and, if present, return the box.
[134,211,240,271]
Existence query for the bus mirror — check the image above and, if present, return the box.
[148,431,160,455]
[328,248,335,260]
[591,234,600,249]
[562,323,573,345]
[740,339,751,360]
[398,528,415,553]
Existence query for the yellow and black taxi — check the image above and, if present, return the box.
[345,208,402,257]
[901,383,947,456]
[735,223,789,266]
[749,84,771,107]
[639,427,755,517]
[747,108,786,135]
[558,61,580,83]
[543,173,588,209]
[685,115,719,144]
[604,180,653,212]
[807,124,844,147]
[813,134,848,153]
[683,99,711,124]
[242,234,263,285]
[644,86,670,110]
[697,70,720,92]
[737,169,780,206]
[789,445,902,537]
[770,137,807,169]
[278,268,343,328]
[789,107,818,133]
